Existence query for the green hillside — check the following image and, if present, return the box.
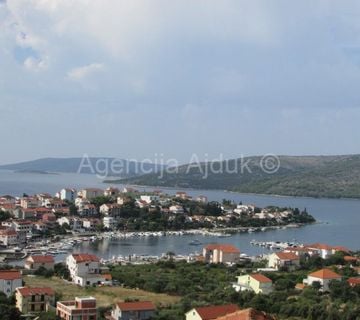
[110,155,360,198]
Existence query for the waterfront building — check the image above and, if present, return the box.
[57,296,97,320]
[203,244,240,264]
[25,255,54,270]
[79,188,104,200]
[59,188,77,202]
[15,287,55,313]
[100,203,122,216]
[267,252,300,271]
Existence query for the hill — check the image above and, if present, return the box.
[0,157,165,178]
[112,154,360,198]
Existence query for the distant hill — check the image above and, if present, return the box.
[113,155,360,198]
[0,157,166,178]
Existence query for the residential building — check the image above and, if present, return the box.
[175,191,188,199]
[233,274,273,294]
[20,197,39,209]
[214,308,275,320]
[25,255,55,270]
[82,218,101,230]
[268,252,300,271]
[186,304,239,320]
[66,253,104,286]
[305,243,350,259]
[140,195,159,204]
[58,216,83,231]
[13,220,33,235]
[348,277,360,287]
[304,268,341,291]
[111,301,155,320]
[15,287,55,313]
[60,188,77,202]
[196,195,208,203]
[169,205,184,214]
[104,187,120,197]
[103,216,117,230]
[0,269,22,297]
[0,228,17,246]
[203,244,240,264]
[78,204,98,216]
[100,204,122,216]
[79,189,104,200]
[57,296,97,320]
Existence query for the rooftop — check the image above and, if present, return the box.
[17,287,54,296]
[205,244,240,254]
[308,268,341,279]
[191,304,239,320]
[116,301,155,311]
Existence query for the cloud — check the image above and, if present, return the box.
[23,56,48,71]
[67,63,104,81]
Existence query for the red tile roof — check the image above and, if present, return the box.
[215,308,275,320]
[275,252,299,261]
[250,274,272,283]
[0,228,17,236]
[116,301,155,311]
[0,270,21,280]
[348,277,360,286]
[205,244,240,254]
[28,255,54,263]
[17,287,54,296]
[193,304,239,320]
[72,253,99,263]
[308,268,341,280]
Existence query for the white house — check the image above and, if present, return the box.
[203,244,240,264]
[169,205,184,214]
[66,253,104,287]
[57,216,82,231]
[104,187,120,197]
[140,195,159,204]
[304,268,341,292]
[185,304,239,320]
[111,301,156,320]
[0,228,18,246]
[233,273,273,294]
[268,252,300,271]
[103,216,117,230]
[99,203,122,216]
[79,188,103,200]
[0,270,22,297]
[59,188,77,202]
[78,204,97,216]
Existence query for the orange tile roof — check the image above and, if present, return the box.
[250,274,272,283]
[205,244,240,254]
[0,270,21,280]
[308,268,341,280]
[193,304,239,320]
[0,228,17,236]
[344,256,358,262]
[215,308,275,320]
[348,278,360,286]
[295,283,307,290]
[275,252,299,260]
[29,255,54,263]
[17,287,54,296]
[117,301,155,311]
[72,253,99,263]
[102,274,112,281]
[306,243,333,250]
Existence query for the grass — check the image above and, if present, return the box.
[24,275,180,308]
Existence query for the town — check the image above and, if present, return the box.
[0,187,359,319]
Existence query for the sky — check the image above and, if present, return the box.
[1,1,360,165]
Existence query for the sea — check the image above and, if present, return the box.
[0,169,359,259]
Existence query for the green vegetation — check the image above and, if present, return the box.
[109,253,360,320]
[117,154,360,199]
[0,293,21,320]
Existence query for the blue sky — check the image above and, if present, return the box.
[1,1,360,164]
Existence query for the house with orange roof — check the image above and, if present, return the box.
[268,251,300,271]
[347,277,360,287]
[15,287,55,313]
[305,243,350,259]
[0,269,22,297]
[66,253,105,287]
[203,244,240,264]
[57,296,97,320]
[214,308,275,320]
[110,301,155,320]
[233,273,273,294]
[304,268,341,291]
[25,255,55,270]
[0,227,18,246]
[186,304,239,320]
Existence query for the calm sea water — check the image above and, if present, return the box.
[1,169,359,258]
